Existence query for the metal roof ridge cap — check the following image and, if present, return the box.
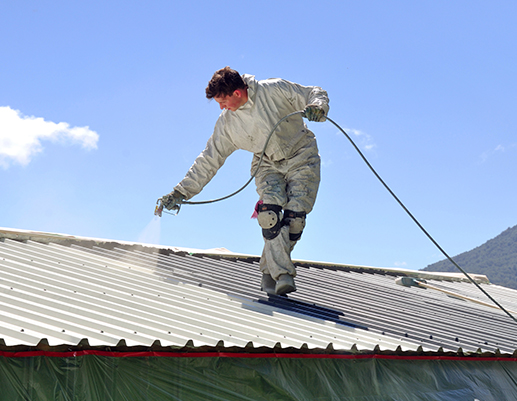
[0,227,489,284]
[291,258,489,283]
[408,271,489,284]
[0,227,130,247]
[0,227,252,257]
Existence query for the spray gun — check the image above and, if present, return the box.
[154,197,181,217]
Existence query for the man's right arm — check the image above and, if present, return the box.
[172,124,237,201]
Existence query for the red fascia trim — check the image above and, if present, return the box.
[1,350,517,361]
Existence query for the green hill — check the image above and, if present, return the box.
[421,225,517,289]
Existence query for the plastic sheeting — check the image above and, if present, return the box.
[1,353,517,401]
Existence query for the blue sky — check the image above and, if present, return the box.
[1,1,516,271]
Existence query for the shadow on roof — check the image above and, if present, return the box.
[255,294,368,330]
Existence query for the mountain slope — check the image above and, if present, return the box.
[421,225,517,289]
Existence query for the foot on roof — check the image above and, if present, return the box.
[261,273,276,294]
[275,274,296,295]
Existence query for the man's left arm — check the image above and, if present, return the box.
[276,79,329,121]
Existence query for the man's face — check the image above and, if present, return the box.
[214,90,246,112]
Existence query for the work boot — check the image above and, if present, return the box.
[275,274,296,295]
[261,273,276,294]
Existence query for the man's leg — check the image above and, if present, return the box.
[254,140,320,295]
[256,202,297,295]
[253,161,296,294]
[259,212,301,279]
[283,138,321,254]
[260,225,297,293]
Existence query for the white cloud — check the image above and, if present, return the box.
[479,143,517,163]
[480,144,504,163]
[321,158,333,168]
[0,106,99,168]
[343,128,376,152]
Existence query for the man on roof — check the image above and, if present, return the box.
[160,66,329,296]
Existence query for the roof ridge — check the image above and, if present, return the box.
[0,227,489,284]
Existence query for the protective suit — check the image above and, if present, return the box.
[173,74,329,294]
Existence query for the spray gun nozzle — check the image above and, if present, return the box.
[154,199,164,217]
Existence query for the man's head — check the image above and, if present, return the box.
[206,66,248,112]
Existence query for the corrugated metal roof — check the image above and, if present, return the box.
[1,228,516,356]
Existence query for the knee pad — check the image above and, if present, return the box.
[257,204,283,240]
[283,210,306,241]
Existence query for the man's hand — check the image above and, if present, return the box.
[161,190,185,211]
[303,104,326,122]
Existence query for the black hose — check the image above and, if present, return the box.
[325,115,517,325]
[175,110,517,324]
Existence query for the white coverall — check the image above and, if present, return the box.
[174,74,329,280]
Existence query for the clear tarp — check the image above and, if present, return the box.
[1,353,516,400]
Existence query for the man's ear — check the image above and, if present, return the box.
[234,89,244,98]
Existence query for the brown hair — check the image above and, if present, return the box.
[206,66,247,99]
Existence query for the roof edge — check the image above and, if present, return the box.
[1,341,515,360]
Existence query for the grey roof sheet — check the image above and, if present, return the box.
[1,228,516,355]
